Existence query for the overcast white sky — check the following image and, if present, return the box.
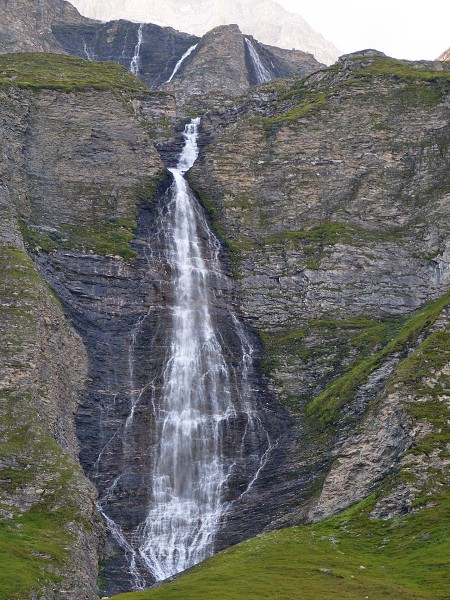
[277,0,449,60]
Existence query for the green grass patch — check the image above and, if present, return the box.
[0,53,147,92]
[58,220,138,259]
[264,92,328,125]
[389,328,450,457]
[306,291,450,430]
[110,491,450,600]
[264,223,353,246]
[359,56,450,83]
[20,221,59,253]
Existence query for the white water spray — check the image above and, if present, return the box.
[245,38,272,84]
[166,43,198,82]
[96,119,272,591]
[82,40,94,61]
[130,24,144,75]
[137,118,236,580]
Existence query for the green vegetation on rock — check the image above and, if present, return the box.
[0,53,147,92]
[306,291,450,429]
[60,219,138,259]
[0,247,93,599]
[109,492,449,600]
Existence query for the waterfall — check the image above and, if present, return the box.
[166,43,198,83]
[82,41,94,61]
[130,23,144,75]
[245,38,272,84]
[137,118,237,581]
[95,119,272,592]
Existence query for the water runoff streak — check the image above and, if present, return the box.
[96,119,271,591]
[245,38,272,84]
[166,44,198,82]
[130,24,144,75]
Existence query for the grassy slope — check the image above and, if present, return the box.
[110,495,449,600]
[0,52,147,92]
[0,248,92,598]
[110,293,450,600]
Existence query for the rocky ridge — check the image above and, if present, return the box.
[0,0,323,105]
[0,0,87,53]
[438,47,450,61]
[189,49,450,531]
[68,0,341,65]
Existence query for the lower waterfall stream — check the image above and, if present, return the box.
[96,119,272,590]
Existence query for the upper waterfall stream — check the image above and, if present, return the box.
[245,38,272,84]
[95,119,272,591]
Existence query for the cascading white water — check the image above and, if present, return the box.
[245,38,272,84]
[83,41,94,61]
[94,118,272,592]
[137,118,236,581]
[130,23,144,75]
[166,43,198,82]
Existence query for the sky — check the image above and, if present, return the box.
[277,0,450,61]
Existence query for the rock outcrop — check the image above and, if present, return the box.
[160,25,321,106]
[52,20,200,89]
[0,1,323,104]
[0,56,170,598]
[52,22,322,102]
[189,49,450,531]
[438,47,450,61]
[0,0,87,53]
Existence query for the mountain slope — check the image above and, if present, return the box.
[68,0,341,64]
[109,50,450,600]
[438,47,450,60]
[0,0,87,53]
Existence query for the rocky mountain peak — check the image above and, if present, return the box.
[437,47,450,61]
[0,0,88,53]
[68,0,341,65]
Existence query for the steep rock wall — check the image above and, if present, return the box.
[0,0,87,53]
[189,50,450,530]
[0,54,289,596]
[0,58,169,598]
[52,20,200,89]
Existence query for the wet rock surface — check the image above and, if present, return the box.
[0,44,449,598]
[52,20,200,89]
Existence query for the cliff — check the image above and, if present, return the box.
[0,1,323,102]
[0,28,449,600]
[438,47,450,61]
[68,0,341,65]
[0,0,87,53]
[189,48,449,522]
[0,53,171,598]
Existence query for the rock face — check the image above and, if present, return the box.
[0,59,169,598]
[1,35,449,600]
[189,49,450,530]
[160,25,321,106]
[0,54,289,597]
[52,22,322,100]
[0,1,322,103]
[52,20,200,89]
[0,87,101,597]
[438,47,450,61]
[68,0,341,65]
[0,0,87,53]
